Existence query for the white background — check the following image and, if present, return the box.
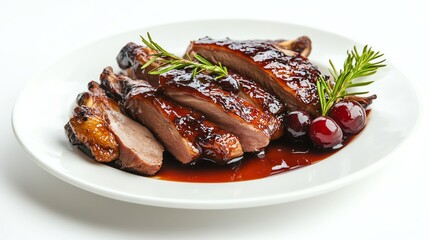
[1,0,428,239]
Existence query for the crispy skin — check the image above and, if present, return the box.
[117,44,285,143]
[231,72,286,139]
[65,106,119,162]
[100,67,244,164]
[232,72,286,116]
[116,43,286,117]
[159,69,281,151]
[189,37,321,116]
[65,81,164,175]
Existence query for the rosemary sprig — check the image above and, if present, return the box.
[317,45,386,115]
[140,33,228,79]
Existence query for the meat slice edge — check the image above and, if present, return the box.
[230,72,286,139]
[106,109,163,175]
[159,69,281,152]
[65,106,119,163]
[165,90,270,152]
[65,81,164,175]
[189,38,321,116]
[125,94,201,164]
[100,67,244,164]
[120,43,287,140]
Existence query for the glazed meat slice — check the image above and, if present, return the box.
[65,105,119,163]
[101,70,199,163]
[65,81,164,175]
[189,37,322,116]
[117,44,285,143]
[231,72,285,116]
[159,69,281,152]
[230,72,286,139]
[100,67,243,164]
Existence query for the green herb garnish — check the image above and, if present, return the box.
[317,45,386,116]
[140,33,228,79]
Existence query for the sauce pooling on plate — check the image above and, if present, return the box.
[153,133,358,183]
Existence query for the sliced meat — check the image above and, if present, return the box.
[100,67,243,164]
[230,72,286,139]
[119,44,286,143]
[189,37,322,116]
[106,109,164,175]
[159,69,281,152]
[65,106,119,163]
[117,43,283,112]
[65,81,164,175]
[232,72,286,116]
[85,82,164,174]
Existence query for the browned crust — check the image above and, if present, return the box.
[65,106,119,163]
[190,38,321,116]
[159,69,281,139]
[101,67,244,164]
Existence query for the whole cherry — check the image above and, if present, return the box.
[285,111,311,138]
[308,116,343,148]
[329,100,366,134]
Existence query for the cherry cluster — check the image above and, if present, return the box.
[285,100,366,149]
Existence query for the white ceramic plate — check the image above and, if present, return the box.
[12,20,419,209]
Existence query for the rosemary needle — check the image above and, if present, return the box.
[140,33,228,79]
[317,45,386,116]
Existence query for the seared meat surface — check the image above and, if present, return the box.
[189,37,321,116]
[230,72,286,139]
[65,105,119,163]
[100,67,243,164]
[65,34,339,176]
[65,81,164,175]
[159,69,281,152]
[116,43,286,117]
[117,43,286,148]
[231,72,285,116]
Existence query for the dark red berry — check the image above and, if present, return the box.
[285,111,311,137]
[309,116,343,148]
[217,76,240,93]
[329,100,366,134]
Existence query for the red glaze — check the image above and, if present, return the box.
[154,136,356,183]
[126,80,243,163]
[120,43,286,117]
[231,72,286,116]
[159,69,281,138]
[154,110,370,182]
[329,101,366,134]
[191,38,321,115]
[100,68,243,164]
